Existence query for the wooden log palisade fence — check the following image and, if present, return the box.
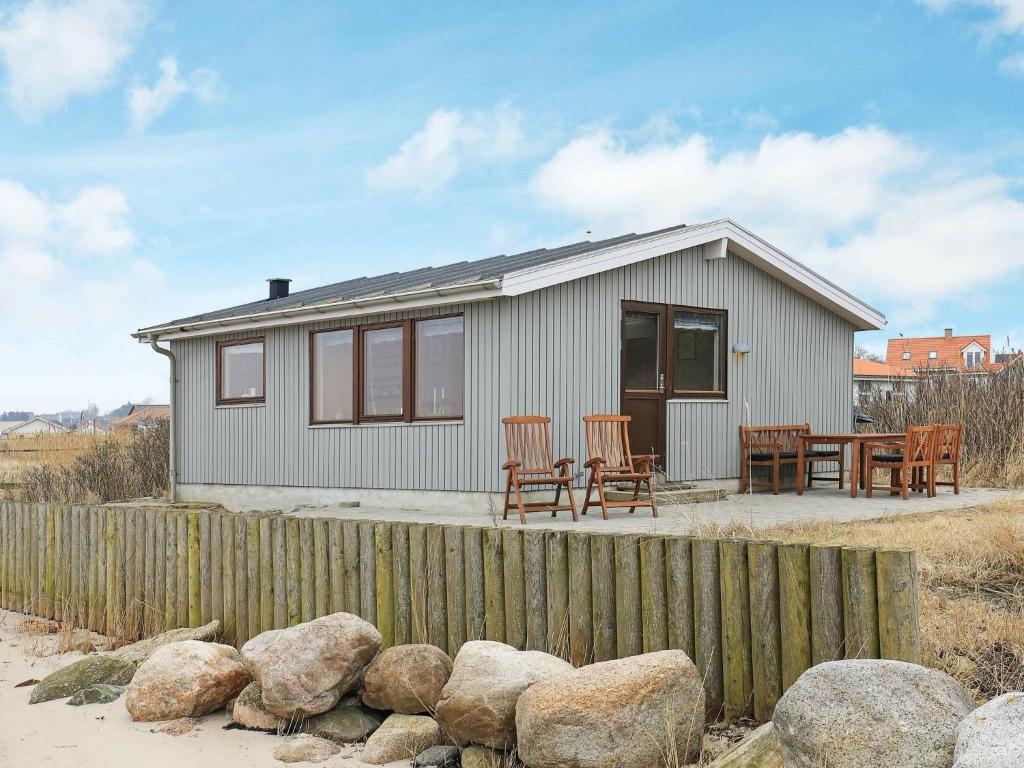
[0,501,921,721]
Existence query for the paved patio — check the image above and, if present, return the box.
[293,486,1019,535]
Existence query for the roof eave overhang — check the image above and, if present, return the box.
[135,219,885,342]
[500,219,885,331]
[133,280,503,342]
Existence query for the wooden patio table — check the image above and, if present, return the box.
[798,433,905,497]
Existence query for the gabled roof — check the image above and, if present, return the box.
[116,404,170,427]
[885,333,1004,373]
[134,219,885,341]
[853,358,917,378]
[0,416,66,436]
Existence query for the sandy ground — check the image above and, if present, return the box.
[0,610,406,768]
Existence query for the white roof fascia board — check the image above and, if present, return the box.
[500,219,885,331]
[134,280,502,342]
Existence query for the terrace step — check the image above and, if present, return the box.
[603,486,728,506]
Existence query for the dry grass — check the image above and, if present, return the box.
[0,432,104,487]
[2,421,169,504]
[862,364,1024,488]
[697,496,1024,703]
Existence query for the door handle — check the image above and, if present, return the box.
[657,373,665,392]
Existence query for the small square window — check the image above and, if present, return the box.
[902,352,911,360]
[217,339,265,404]
[928,351,938,360]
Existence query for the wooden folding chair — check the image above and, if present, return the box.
[864,425,937,500]
[933,423,964,494]
[501,416,578,525]
[582,414,658,519]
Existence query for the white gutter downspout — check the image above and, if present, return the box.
[149,337,177,503]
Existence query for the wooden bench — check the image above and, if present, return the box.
[739,423,840,495]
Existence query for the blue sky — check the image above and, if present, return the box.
[2,0,1023,412]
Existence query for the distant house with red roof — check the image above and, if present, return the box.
[885,328,1005,374]
[853,357,916,405]
[114,404,170,433]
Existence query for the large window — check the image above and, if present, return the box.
[309,314,464,424]
[361,324,406,419]
[415,316,464,419]
[672,309,724,396]
[311,328,354,422]
[217,338,265,404]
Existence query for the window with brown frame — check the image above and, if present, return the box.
[361,323,407,419]
[309,314,465,424]
[310,328,354,423]
[414,315,464,419]
[216,338,265,404]
[671,307,726,398]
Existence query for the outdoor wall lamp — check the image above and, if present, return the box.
[733,342,752,354]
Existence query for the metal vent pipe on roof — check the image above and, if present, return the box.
[268,278,291,300]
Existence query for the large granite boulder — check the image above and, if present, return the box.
[303,694,386,743]
[29,654,136,704]
[361,644,453,714]
[233,681,290,732]
[773,659,975,768]
[125,640,251,722]
[434,640,572,750]
[272,734,340,763]
[954,692,1024,768]
[515,650,705,768]
[360,713,443,765]
[241,612,381,718]
[113,620,221,665]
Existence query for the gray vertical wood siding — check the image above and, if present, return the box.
[173,247,854,492]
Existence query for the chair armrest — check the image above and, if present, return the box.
[553,457,575,468]
[632,454,657,472]
[501,459,522,471]
[584,456,605,468]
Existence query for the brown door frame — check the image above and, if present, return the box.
[620,301,668,463]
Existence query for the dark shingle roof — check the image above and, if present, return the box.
[143,224,691,331]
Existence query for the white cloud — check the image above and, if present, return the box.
[916,0,1024,72]
[999,50,1024,74]
[0,178,168,412]
[0,0,147,117]
[58,185,135,253]
[0,179,135,281]
[916,0,1024,33]
[367,103,525,193]
[128,56,221,132]
[530,123,1024,324]
[533,126,919,239]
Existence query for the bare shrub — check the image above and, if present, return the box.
[862,364,1024,487]
[7,421,169,503]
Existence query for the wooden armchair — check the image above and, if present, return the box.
[933,423,964,494]
[581,414,658,519]
[864,425,937,500]
[739,424,810,494]
[501,416,578,525]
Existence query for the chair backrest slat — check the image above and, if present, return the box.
[934,423,963,463]
[584,415,633,471]
[740,424,811,452]
[502,416,554,473]
[906,425,938,463]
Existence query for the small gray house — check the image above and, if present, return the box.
[134,219,885,510]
